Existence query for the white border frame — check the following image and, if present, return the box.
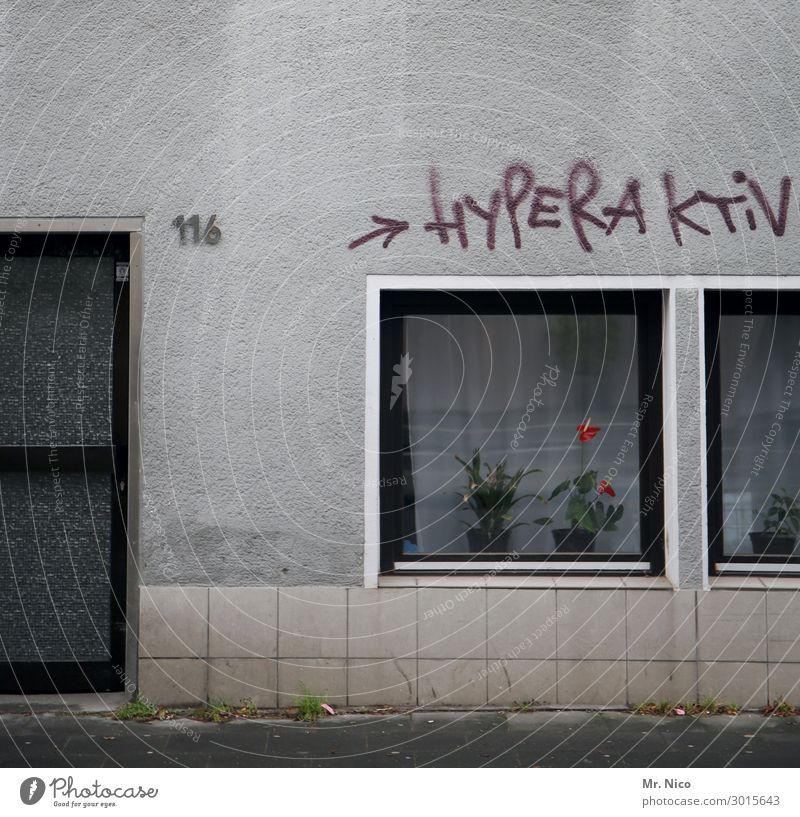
[393,560,649,573]
[365,274,800,588]
[365,274,681,587]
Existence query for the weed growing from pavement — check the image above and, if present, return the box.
[115,699,160,721]
[763,697,796,716]
[197,700,234,723]
[295,687,327,722]
[631,699,748,716]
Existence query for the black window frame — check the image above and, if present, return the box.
[705,289,800,573]
[379,288,665,575]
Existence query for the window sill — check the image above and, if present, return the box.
[709,575,800,590]
[378,574,672,590]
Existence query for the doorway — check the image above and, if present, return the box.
[0,228,135,693]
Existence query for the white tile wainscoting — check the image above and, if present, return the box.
[136,584,800,709]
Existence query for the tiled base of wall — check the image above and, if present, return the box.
[137,585,800,708]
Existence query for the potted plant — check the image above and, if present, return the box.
[535,420,623,553]
[456,449,539,553]
[749,489,800,555]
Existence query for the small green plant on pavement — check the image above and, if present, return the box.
[295,687,327,722]
[115,698,159,721]
[195,699,234,723]
[764,697,796,716]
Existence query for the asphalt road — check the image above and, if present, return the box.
[1,711,798,768]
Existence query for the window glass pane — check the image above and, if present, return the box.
[0,256,115,446]
[400,310,645,555]
[0,471,113,662]
[719,311,800,557]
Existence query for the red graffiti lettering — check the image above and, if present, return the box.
[662,173,710,246]
[567,161,606,252]
[424,166,468,248]
[528,186,564,230]
[733,171,792,237]
[603,179,646,236]
[503,163,534,249]
[347,163,794,254]
[464,190,502,250]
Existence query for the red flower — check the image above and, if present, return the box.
[598,479,616,497]
[576,423,601,442]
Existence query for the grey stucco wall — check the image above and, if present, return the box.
[1,1,798,585]
[674,289,706,588]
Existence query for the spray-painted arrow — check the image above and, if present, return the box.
[348,216,410,250]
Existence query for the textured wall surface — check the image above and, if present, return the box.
[674,289,706,588]
[1,1,799,586]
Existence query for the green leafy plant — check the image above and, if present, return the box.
[535,421,623,536]
[536,470,624,535]
[763,697,796,716]
[697,696,720,714]
[456,449,539,541]
[632,701,674,716]
[115,698,159,721]
[511,700,540,712]
[634,700,746,716]
[295,687,327,722]
[195,699,234,723]
[757,490,800,536]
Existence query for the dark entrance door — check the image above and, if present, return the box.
[0,231,129,693]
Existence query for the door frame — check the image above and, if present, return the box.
[0,216,143,693]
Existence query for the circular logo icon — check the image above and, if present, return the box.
[19,778,45,805]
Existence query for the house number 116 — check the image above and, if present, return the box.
[172,214,222,245]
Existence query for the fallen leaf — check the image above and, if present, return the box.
[321,703,336,716]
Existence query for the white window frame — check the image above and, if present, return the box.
[364,274,680,587]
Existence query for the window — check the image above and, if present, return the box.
[706,290,800,573]
[379,289,665,573]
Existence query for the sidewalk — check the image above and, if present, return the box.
[2,711,799,767]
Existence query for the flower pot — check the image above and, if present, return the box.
[552,527,596,553]
[749,531,797,556]
[467,528,511,553]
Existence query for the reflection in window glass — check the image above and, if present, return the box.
[718,310,800,557]
[391,303,655,557]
